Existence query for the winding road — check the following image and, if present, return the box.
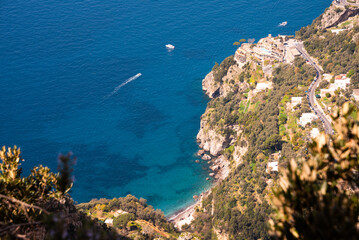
[296,42,334,135]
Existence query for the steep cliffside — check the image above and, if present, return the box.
[320,3,359,29]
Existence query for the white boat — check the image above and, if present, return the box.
[166,44,175,50]
[279,21,287,27]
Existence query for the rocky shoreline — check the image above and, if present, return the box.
[168,59,243,229]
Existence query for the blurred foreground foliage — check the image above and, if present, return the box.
[0,147,127,239]
[270,102,359,240]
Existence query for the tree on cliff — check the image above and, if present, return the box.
[0,147,127,239]
[269,102,359,240]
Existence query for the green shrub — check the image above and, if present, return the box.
[113,213,135,229]
[212,56,236,82]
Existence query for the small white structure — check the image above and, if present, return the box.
[331,29,346,34]
[104,218,113,225]
[267,162,279,173]
[311,128,320,139]
[291,97,303,110]
[298,113,318,127]
[114,209,128,217]
[253,81,273,94]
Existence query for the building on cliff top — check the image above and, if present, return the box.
[234,34,295,66]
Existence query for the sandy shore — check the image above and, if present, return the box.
[167,155,230,229]
[168,189,211,229]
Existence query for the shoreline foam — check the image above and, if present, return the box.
[167,156,230,229]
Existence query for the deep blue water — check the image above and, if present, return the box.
[0,0,330,215]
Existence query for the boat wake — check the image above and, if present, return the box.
[104,73,142,99]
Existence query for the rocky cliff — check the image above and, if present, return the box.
[320,3,359,29]
[197,61,245,157]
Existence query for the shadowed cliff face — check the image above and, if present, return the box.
[320,4,359,29]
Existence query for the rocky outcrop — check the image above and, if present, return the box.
[202,63,245,99]
[197,126,230,156]
[233,139,248,167]
[202,71,221,98]
[320,4,359,29]
[214,227,229,240]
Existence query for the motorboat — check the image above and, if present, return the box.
[279,21,287,27]
[166,44,175,50]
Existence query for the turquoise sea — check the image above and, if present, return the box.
[0,0,330,215]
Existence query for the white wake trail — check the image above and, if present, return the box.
[105,73,142,99]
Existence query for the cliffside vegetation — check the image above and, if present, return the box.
[270,103,359,240]
[186,57,316,239]
[3,3,359,240]
[0,147,175,239]
[212,56,237,83]
[186,3,359,239]
[77,196,178,239]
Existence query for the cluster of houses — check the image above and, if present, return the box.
[318,72,359,103]
[320,74,351,97]
[234,34,300,66]
[288,96,320,139]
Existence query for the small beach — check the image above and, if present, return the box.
[168,155,230,228]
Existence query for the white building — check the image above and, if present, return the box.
[267,161,279,173]
[253,81,273,94]
[331,29,346,34]
[298,113,318,127]
[311,128,320,139]
[291,97,303,110]
[286,47,301,63]
[320,74,351,97]
[333,74,350,89]
[104,218,113,225]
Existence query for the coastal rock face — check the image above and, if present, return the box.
[202,63,243,99]
[197,113,232,156]
[320,4,359,29]
[197,127,229,156]
[202,71,220,98]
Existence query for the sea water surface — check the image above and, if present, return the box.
[0,0,330,215]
